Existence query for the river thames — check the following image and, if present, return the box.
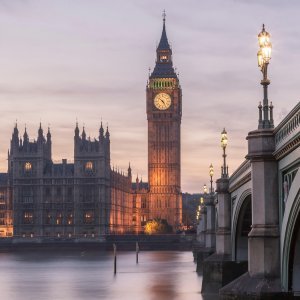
[0,250,216,300]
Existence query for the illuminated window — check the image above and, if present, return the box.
[160,55,168,62]
[141,215,147,226]
[83,211,94,224]
[23,211,33,224]
[85,161,93,171]
[56,212,62,225]
[24,162,32,172]
[67,213,73,225]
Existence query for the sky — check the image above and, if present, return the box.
[0,0,299,193]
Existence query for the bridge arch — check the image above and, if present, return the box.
[281,168,300,292]
[232,189,252,261]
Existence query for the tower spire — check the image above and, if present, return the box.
[150,12,177,79]
[162,9,166,23]
[157,10,170,51]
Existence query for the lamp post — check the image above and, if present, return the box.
[257,24,273,129]
[209,163,214,193]
[221,128,228,178]
[203,184,208,194]
[200,197,204,205]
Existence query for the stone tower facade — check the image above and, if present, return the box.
[146,16,182,229]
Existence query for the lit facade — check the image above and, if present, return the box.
[0,17,183,237]
[145,16,182,228]
[3,123,133,237]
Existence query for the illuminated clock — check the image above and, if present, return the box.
[154,93,171,110]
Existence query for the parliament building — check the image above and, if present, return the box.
[0,16,182,238]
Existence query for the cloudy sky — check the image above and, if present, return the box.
[0,0,299,193]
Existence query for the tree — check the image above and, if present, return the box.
[144,218,172,234]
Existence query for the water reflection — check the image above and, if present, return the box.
[0,250,208,300]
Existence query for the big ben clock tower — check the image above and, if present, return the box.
[147,13,182,229]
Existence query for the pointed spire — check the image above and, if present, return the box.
[99,121,104,139]
[105,126,110,139]
[47,126,51,141]
[82,126,86,140]
[157,10,170,50]
[75,121,79,137]
[23,125,28,141]
[128,163,132,178]
[37,122,44,143]
[38,122,43,136]
[13,121,19,136]
[150,11,177,79]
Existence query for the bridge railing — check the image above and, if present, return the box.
[229,160,251,192]
[274,101,300,154]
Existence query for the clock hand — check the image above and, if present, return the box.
[161,99,165,105]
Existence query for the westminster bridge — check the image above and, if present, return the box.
[197,100,300,299]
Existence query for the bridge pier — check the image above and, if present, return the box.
[220,129,283,299]
[202,177,247,294]
[195,201,215,271]
[204,193,216,250]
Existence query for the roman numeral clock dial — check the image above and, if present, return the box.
[154,93,171,110]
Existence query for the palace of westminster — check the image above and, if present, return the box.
[0,16,183,238]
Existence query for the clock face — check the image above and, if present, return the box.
[154,93,171,110]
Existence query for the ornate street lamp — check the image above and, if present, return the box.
[203,184,208,194]
[257,24,273,129]
[221,128,228,178]
[209,163,214,193]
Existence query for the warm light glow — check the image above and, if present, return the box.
[209,163,214,177]
[24,162,32,171]
[257,24,272,68]
[85,161,93,170]
[154,92,172,110]
[258,26,270,48]
[84,211,94,224]
[203,184,208,194]
[262,44,272,63]
[200,197,204,204]
[257,49,263,68]
[221,128,228,149]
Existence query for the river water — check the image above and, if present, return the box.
[0,250,211,300]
